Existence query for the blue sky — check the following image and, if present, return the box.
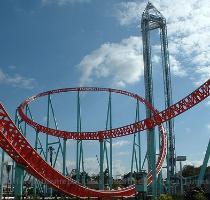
[0,0,210,177]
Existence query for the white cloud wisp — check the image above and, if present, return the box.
[0,68,36,89]
[77,36,144,87]
[42,0,91,6]
[114,0,210,85]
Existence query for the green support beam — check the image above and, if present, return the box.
[14,106,28,198]
[63,139,67,176]
[99,140,104,190]
[76,91,85,184]
[142,17,157,197]
[99,92,113,190]
[0,150,5,200]
[141,3,175,197]
[131,100,141,182]
[45,95,51,196]
[12,92,67,198]
[14,164,24,198]
[198,139,210,186]
[108,92,113,189]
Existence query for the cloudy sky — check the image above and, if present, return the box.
[0,0,210,178]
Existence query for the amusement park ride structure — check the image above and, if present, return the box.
[141,2,175,197]
[0,79,209,199]
[0,2,209,199]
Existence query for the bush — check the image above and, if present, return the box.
[184,186,207,200]
[194,192,207,200]
[158,194,173,200]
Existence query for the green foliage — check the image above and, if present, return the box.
[182,165,210,177]
[182,165,200,177]
[158,194,173,200]
[172,195,184,200]
[194,192,207,200]
[184,186,207,200]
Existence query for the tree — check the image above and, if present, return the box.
[182,165,200,177]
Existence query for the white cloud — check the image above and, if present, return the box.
[8,65,16,70]
[115,151,129,156]
[66,157,127,176]
[184,127,191,134]
[114,2,144,26]
[113,160,127,176]
[77,36,144,87]
[194,66,210,86]
[114,0,210,85]
[78,1,198,87]
[42,0,91,6]
[207,123,210,131]
[0,69,6,82]
[112,140,131,148]
[169,55,187,77]
[84,157,99,174]
[206,100,210,106]
[0,68,36,89]
[185,160,203,167]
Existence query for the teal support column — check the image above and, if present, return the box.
[142,18,157,197]
[81,146,85,185]
[138,125,141,170]
[131,100,141,183]
[157,128,163,195]
[14,164,24,198]
[131,134,137,173]
[108,92,113,189]
[44,95,51,196]
[141,3,175,197]
[180,161,183,195]
[99,140,104,190]
[148,129,157,198]
[103,91,113,189]
[14,107,28,198]
[76,91,80,182]
[63,139,67,176]
[76,91,84,183]
[157,171,163,195]
[198,139,210,186]
[76,141,80,182]
[160,26,174,194]
[46,95,50,163]
[33,131,39,196]
[109,138,112,189]
[0,150,5,200]
[11,161,14,195]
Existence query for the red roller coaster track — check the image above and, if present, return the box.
[0,79,209,198]
[18,80,210,140]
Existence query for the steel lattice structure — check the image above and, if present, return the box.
[0,2,209,199]
[0,86,173,198]
[141,2,175,196]
[0,79,208,198]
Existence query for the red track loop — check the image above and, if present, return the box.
[18,79,210,140]
[0,101,166,198]
[0,79,208,198]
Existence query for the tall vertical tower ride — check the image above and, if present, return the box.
[141,2,175,196]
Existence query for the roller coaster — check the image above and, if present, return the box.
[0,80,209,198]
[0,2,209,199]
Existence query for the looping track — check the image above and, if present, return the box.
[0,79,209,198]
[18,80,210,140]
